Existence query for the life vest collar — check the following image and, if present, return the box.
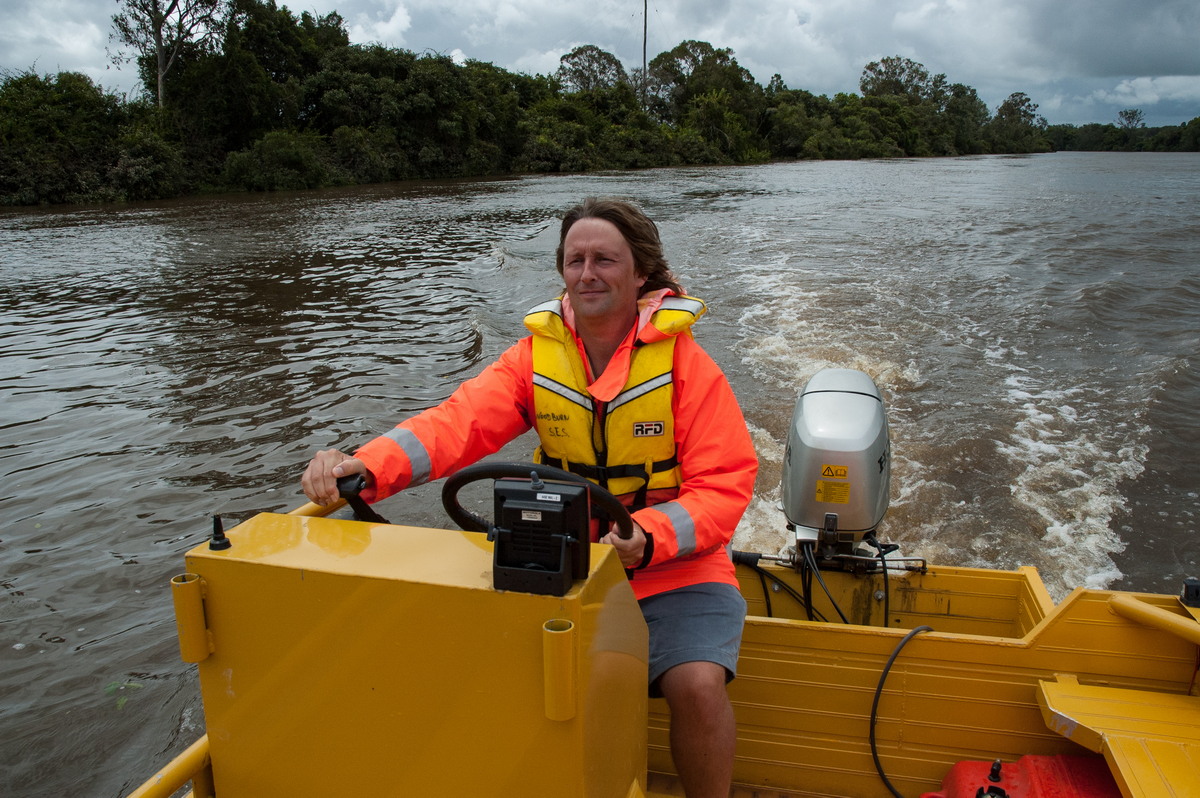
[523,291,706,344]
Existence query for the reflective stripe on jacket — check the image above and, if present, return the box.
[352,291,756,600]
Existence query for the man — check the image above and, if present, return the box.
[302,198,757,797]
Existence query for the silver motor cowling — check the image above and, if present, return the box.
[782,369,890,556]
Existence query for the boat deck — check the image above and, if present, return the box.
[1039,674,1200,798]
[646,774,798,796]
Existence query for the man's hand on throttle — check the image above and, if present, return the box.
[301,448,370,506]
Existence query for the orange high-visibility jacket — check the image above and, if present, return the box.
[353,292,758,600]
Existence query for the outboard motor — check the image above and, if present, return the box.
[782,368,890,563]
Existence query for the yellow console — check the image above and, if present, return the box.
[174,513,649,797]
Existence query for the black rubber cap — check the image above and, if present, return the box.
[1181,577,1200,608]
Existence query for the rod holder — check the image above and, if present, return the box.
[542,619,577,721]
[172,573,213,663]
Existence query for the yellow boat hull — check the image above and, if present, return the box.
[127,506,1200,798]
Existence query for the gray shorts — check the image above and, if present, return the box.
[638,582,747,697]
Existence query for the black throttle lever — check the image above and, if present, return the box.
[336,474,390,524]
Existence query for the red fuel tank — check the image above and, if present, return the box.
[920,755,1121,798]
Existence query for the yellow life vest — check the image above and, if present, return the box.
[523,296,705,506]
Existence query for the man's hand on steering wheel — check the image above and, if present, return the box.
[600,520,647,568]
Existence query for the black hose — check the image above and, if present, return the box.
[803,543,850,623]
[802,551,814,621]
[732,552,828,622]
[864,532,899,629]
[869,625,933,798]
[880,551,891,628]
[757,570,773,616]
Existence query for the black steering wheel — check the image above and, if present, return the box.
[440,461,633,540]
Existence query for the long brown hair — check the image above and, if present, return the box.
[556,198,683,296]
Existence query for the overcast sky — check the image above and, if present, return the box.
[3,0,1198,127]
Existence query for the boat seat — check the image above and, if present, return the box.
[1038,674,1200,798]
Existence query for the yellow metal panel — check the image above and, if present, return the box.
[186,513,648,798]
[1108,737,1200,798]
[1038,675,1200,798]
[685,565,1200,798]
[736,564,1055,637]
[147,525,1200,798]
[1040,675,1200,746]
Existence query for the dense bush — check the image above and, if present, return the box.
[221,130,329,190]
[328,125,406,183]
[111,122,189,200]
[3,1,1196,205]
[1047,115,1200,152]
[0,71,124,204]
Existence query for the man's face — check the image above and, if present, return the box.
[561,218,646,325]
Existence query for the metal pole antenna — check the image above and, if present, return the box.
[642,0,648,109]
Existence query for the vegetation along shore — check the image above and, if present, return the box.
[3,0,1197,206]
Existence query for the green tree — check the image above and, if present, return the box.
[860,56,939,103]
[832,93,906,158]
[157,0,349,170]
[221,128,327,190]
[0,71,126,203]
[762,85,829,159]
[1117,108,1145,130]
[800,110,855,160]
[11,30,1100,204]
[1180,117,1200,151]
[109,109,189,199]
[858,56,959,156]
[399,53,477,176]
[557,45,629,93]
[681,88,764,162]
[516,80,672,172]
[223,0,348,136]
[303,44,417,136]
[1116,108,1147,151]
[111,0,226,107]
[985,92,1050,153]
[462,60,555,171]
[942,83,989,155]
[516,94,597,173]
[764,98,814,158]
[648,40,764,129]
[1048,117,1200,153]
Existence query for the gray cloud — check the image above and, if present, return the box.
[2,0,1196,126]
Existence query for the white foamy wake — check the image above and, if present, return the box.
[733,423,791,556]
[736,268,922,393]
[997,374,1147,596]
[726,254,1158,601]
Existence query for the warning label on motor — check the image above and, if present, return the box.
[815,480,850,504]
[821,464,848,478]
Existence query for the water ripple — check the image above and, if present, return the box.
[1,155,1198,796]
